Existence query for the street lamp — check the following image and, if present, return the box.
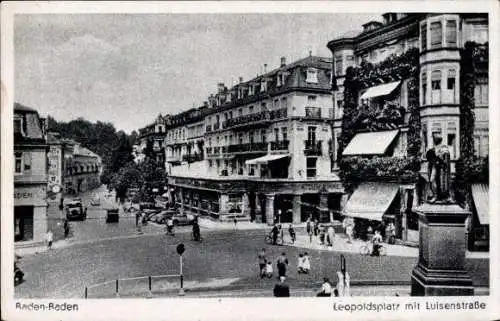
[176,243,185,296]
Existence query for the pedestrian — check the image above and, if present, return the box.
[233,218,237,227]
[386,221,396,244]
[327,225,335,247]
[166,216,174,235]
[63,219,70,239]
[271,223,279,245]
[288,224,296,244]
[297,252,310,274]
[265,261,273,278]
[371,230,383,256]
[319,226,326,245]
[317,277,332,297]
[276,252,289,278]
[258,248,267,278]
[313,219,319,236]
[59,197,64,211]
[273,276,290,297]
[306,217,313,243]
[45,230,53,250]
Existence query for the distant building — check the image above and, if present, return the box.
[160,55,341,224]
[327,13,489,246]
[138,114,167,165]
[14,103,48,245]
[47,133,102,197]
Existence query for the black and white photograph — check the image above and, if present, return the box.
[1,2,498,321]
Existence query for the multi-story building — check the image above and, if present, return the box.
[138,114,167,165]
[327,13,488,245]
[47,132,103,197]
[166,55,343,224]
[14,103,48,245]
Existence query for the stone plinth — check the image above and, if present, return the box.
[411,203,474,296]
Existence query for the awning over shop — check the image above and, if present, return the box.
[471,183,489,225]
[344,182,399,221]
[342,130,399,156]
[245,154,289,165]
[360,81,401,100]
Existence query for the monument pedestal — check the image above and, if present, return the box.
[411,203,474,296]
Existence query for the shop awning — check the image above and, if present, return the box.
[245,154,289,165]
[344,182,399,221]
[360,81,401,100]
[471,183,489,225]
[342,130,399,156]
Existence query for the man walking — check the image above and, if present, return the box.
[288,224,296,244]
[276,252,289,279]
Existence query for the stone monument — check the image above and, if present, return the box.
[411,135,473,296]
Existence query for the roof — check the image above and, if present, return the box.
[14,102,37,113]
[360,81,401,100]
[471,184,489,225]
[344,182,400,221]
[342,130,399,156]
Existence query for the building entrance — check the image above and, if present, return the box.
[14,206,34,242]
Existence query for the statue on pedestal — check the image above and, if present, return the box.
[425,135,452,204]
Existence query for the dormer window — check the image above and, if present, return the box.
[277,73,282,87]
[14,116,25,136]
[248,84,254,96]
[260,79,267,92]
[306,68,318,84]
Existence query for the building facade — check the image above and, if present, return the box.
[14,103,48,245]
[327,13,489,245]
[47,133,103,197]
[138,114,167,165]
[162,55,343,224]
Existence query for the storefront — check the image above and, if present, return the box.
[14,185,47,244]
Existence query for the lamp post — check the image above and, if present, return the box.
[176,243,185,296]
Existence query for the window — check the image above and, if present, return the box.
[421,71,427,105]
[336,99,344,110]
[446,20,457,46]
[216,159,220,169]
[282,127,288,141]
[261,79,267,92]
[238,133,243,145]
[229,111,233,119]
[23,153,31,171]
[431,70,441,104]
[249,131,255,144]
[261,130,267,144]
[431,122,442,145]
[307,126,316,143]
[274,128,279,141]
[447,69,456,90]
[248,84,254,96]
[277,73,282,87]
[334,55,343,76]
[306,68,318,84]
[421,23,427,51]
[447,133,456,159]
[14,117,23,135]
[475,83,488,105]
[238,108,243,117]
[306,157,317,178]
[249,106,254,114]
[261,102,267,111]
[15,152,22,174]
[430,21,442,49]
[281,97,287,109]
[307,95,317,105]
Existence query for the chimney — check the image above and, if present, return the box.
[264,64,267,73]
[239,77,243,83]
[280,57,286,68]
[217,82,225,94]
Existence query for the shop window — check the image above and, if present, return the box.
[334,55,343,76]
[430,21,442,49]
[421,23,427,50]
[306,157,317,178]
[446,20,457,46]
[15,152,22,174]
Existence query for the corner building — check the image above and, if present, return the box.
[166,56,343,224]
[327,13,488,245]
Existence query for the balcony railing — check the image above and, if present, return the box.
[223,110,269,129]
[269,108,288,120]
[305,107,322,119]
[304,140,323,156]
[270,140,289,151]
[227,142,268,153]
[182,153,204,163]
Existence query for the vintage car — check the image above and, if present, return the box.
[106,208,120,223]
[65,199,87,221]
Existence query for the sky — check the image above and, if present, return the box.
[14,13,381,133]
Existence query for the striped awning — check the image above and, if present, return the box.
[245,154,289,165]
[344,182,400,221]
[471,184,489,225]
[360,81,401,100]
[342,130,399,156]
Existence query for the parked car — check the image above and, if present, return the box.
[66,199,87,221]
[106,208,120,223]
[171,213,195,226]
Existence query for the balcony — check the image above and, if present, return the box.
[182,153,204,163]
[304,140,323,156]
[223,110,269,129]
[227,142,268,153]
[270,140,289,151]
[305,107,322,119]
[269,108,288,120]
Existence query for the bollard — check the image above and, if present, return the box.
[115,279,120,298]
[84,287,88,299]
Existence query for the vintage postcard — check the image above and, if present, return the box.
[1,1,499,321]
